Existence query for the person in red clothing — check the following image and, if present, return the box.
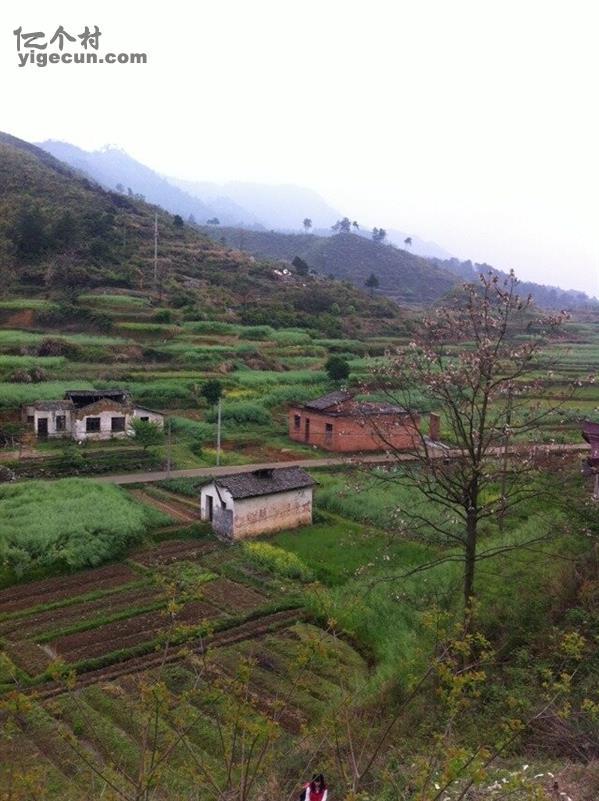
[299,773,328,801]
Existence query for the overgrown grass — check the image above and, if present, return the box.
[234,369,328,388]
[0,380,95,407]
[0,354,66,369]
[0,330,127,349]
[0,299,58,310]
[0,479,169,575]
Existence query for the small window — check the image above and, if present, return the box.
[111,416,126,432]
[86,417,101,433]
[139,416,149,423]
[56,415,66,432]
[294,414,301,430]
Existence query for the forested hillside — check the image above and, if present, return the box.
[0,133,402,337]
[200,226,457,304]
[434,256,598,309]
[202,225,599,309]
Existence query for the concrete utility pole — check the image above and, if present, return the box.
[216,397,222,466]
[153,212,158,290]
[166,417,172,478]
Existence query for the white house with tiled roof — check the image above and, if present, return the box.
[199,467,315,540]
[22,389,163,441]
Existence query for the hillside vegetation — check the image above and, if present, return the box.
[0,132,400,337]
[202,225,599,309]
[201,226,457,303]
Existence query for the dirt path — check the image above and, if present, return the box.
[128,488,198,522]
[95,442,590,485]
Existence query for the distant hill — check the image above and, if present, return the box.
[202,225,599,310]
[175,178,451,258]
[0,132,401,336]
[9,134,594,311]
[37,141,254,227]
[200,226,457,304]
[37,140,453,259]
[173,178,341,231]
[433,257,598,310]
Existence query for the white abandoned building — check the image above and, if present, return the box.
[22,389,164,442]
[199,467,315,540]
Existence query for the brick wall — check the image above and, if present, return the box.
[288,407,420,452]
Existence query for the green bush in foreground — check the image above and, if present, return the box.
[0,479,168,575]
[243,541,314,581]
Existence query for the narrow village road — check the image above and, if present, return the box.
[95,442,590,485]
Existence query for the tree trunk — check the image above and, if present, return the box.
[463,506,477,631]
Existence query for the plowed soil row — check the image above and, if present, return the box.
[0,585,161,638]
[5,640,53,675]
[131,538,216,567]
[201,578,266,612]
[35,609,305,699]
[0,564,137,615]
[51,600,223,663]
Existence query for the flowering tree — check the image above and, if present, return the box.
[369,272,576,623]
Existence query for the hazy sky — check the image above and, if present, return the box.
[3,0,598,294]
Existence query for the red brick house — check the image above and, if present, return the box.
[288,391,425,452]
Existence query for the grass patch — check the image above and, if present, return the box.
[0,380,95,407]
[0,479,169,575]
[234,369,328,388]
[79,293,150,307]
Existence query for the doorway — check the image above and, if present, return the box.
[37,418,48,438]
[206,495,214,521]
[304,418,310,442]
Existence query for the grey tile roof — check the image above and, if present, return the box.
[352,401,409,416]
[29,400,74,411]
[65,389,130,402]
[212,467,315,500]
[302,391,407,416]
[303,391,352,410]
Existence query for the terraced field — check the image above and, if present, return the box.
[0,528,367,799]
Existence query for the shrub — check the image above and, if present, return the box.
[9,366,47,383]
[170,417,213,441]
[325,355,350,381]
[37,337,82,359]
[131,419,164,450]
[153,309,173,323]
[0,466,15,483]
[201,379,223,406]
[9,368,32,383]
[243,541,314,581]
